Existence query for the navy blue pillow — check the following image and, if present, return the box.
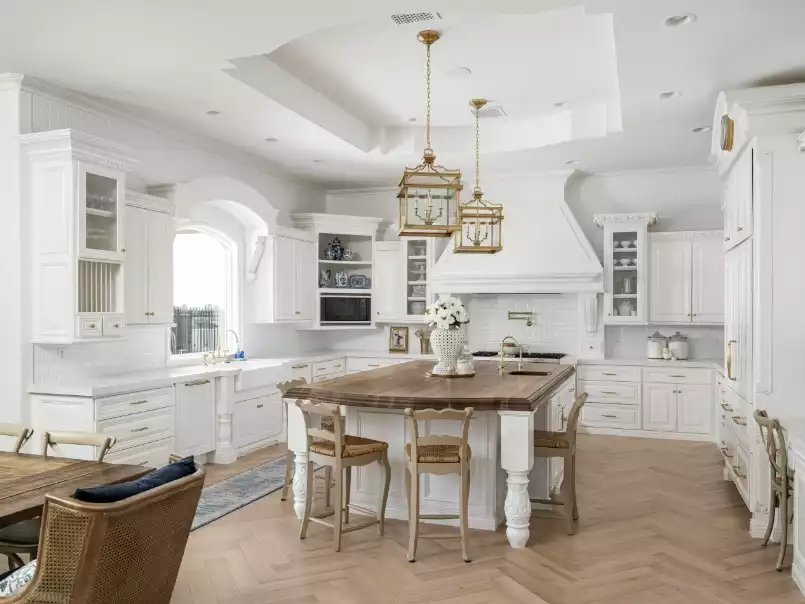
[73,456,195,503]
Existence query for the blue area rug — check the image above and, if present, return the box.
[192,456,289,531]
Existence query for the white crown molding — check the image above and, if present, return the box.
[326,186,397,197]
[19,128,136,170]
[125,190,175,215]
[650,230,723,241]
[590,164,714,179]
[799,130,805,152]
[291,213,384,235]
[593,212,658,227]
[19,76,315,187]
[0,73,23,92]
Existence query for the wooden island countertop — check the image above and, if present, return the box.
[286,360,575,411]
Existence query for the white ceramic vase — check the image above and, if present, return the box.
[430,327,465,375]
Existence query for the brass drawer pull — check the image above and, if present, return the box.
[131,399,149,405]
[131,426,149,433]
[139,460,150,466]
[669,374,686,378]
[601,391,618,395]
[720,447,733,458]
[732,416,747,426]
[257,404,264,409]
[367,364,381,368]
[720,403,733,412]
[601,414,618,419]
[601,372,617,376]
[292,364,309,369]
[184,379,210,387]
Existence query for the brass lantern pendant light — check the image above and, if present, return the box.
[455,99,504,253]
[397,30,462,237]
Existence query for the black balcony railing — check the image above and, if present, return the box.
[172,305,221,355]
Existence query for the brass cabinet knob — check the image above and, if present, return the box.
[725,236,731,242]
[88,323,96,329]
[737,226,743,232]
[121,247,126,252]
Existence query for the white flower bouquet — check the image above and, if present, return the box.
[424,296,469,330]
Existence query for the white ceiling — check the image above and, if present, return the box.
[1,0,804,188]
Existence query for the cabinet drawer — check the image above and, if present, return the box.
[105,437,173,469]
[96,387,174,420]
[313,359,345,376]
[98,407,174,452]
[346,357,403,372]
[642,367,712,385]
[577,365,641,382]
[579,380,640,405]
[581,403,641,429]
[102,314,125,336]
[235,394,282,449]
[730,440,751,498]
[313,374,342,383]
[77,316,102,338]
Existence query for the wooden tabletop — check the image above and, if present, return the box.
[0,452,151,528]
[287,360,575,412]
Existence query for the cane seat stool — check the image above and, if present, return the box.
[404,407,473,563]
[530,393,588,535]
[296,401,391,552]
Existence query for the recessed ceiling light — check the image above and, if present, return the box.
[665,13,697,27]
[554,101,570,109]
[264,137,279,142]
[312,159,324,163]
[564,159,578,165]
[692,126,711,133]
[659,90,683,100]
[206,110,221,116]
[408,117,417,123]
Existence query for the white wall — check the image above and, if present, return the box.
[7,76,327,411]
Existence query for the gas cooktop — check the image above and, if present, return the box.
[471,351,567,360]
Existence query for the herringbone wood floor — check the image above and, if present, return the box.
[172,435,805,604]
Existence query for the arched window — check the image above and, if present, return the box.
[171,226,239,356]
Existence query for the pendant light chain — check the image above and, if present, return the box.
[475,105,480,190]
[425,40,432,150]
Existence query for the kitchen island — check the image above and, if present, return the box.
[286,360,576,548]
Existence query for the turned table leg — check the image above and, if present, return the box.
[499,410,535,549]
[286,399,310,519]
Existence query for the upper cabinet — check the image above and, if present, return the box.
[649,232,724,325]
[124,192,176,326]
[21,130,135,343]
[596,213,656,325]
[253,228,317,324]
[724,238,753,401]
[723,145,754,252]
[373,242,404,322]
[373,238,442,323]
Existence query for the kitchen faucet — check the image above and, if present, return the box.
[205,329,242,365]
[498,336,524,376]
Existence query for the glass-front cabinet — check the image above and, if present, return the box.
[80,167,125,261]
[405,239,429,320]
[595,213,657,325]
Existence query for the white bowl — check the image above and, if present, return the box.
[619,258,632,266]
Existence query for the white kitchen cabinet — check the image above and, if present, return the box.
[124,193,175,325]
[372,242,404,322]
[22,130,135,343]
[174,378,216,457]
[235,393,283,452]
[723,145,754,252]
[254,228,317,324]
[595,213,656,325]
[290,361,313,384]
[649,232,723,324]
[642,384,678,433]
[724,239,753,401]
[676,385,714,435]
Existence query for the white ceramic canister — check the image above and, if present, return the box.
[647,331,666,359]
[668,331,689,360]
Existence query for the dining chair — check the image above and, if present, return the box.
[404,407,473,563]
[0,424,34,453]
[278,379,335,504]
[754,410,794,571]
[529,393,589,535]
[296,401,391,552]
[0,459,204,603]
[0,430,117,569]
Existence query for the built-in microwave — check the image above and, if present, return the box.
[320,295,372,325]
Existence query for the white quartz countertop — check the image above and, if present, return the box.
[294,350,437,362]
[574,357,724,372]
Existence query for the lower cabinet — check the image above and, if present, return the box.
[234,393,283,452]
[174,379,216,457]
[105,437,174,468]
[641,383,713,435]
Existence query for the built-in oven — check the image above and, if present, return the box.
[320,294,372,325]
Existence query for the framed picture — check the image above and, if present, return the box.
[388,326,409,353]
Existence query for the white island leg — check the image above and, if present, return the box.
[499,410,535,548]
[286,399,309,519]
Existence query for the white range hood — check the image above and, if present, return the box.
[430,172,603,294]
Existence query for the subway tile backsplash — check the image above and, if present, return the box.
[605,325,724,360]
[466,294,578,353]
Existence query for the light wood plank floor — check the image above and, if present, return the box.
[173,435,805,604]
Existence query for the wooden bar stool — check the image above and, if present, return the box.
[404,407,473,563]
[754,410,794,570]
[296,401,391,552]
[530,393,588,535]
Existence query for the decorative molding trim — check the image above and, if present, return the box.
[326,186,397,198]
[593,212,658,228]
[755,150,774,396]
[291,212,384,235]
[19,129,136,170]
[0,73,24,92]
[125,190,175,215]
[799,130,805,152]
[430,272,604,295]
[649,230,724,241]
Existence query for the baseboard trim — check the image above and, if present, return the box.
[793,561,805,597]
[237,436,282,458]
[579,426,714,442]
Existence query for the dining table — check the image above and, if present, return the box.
[0,452,151,529]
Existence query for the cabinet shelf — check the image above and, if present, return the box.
[613,248,637,253]
[613,294,638,299]
[407,296,427,301]
[407,280,426,285]
[614,266,639,271]
[86,207,115,218]
[318,260,372,266]
[407,255,427,260]
[319,288,372,295]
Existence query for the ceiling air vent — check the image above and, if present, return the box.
[390,12,442,25]
[476,105,507,119]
